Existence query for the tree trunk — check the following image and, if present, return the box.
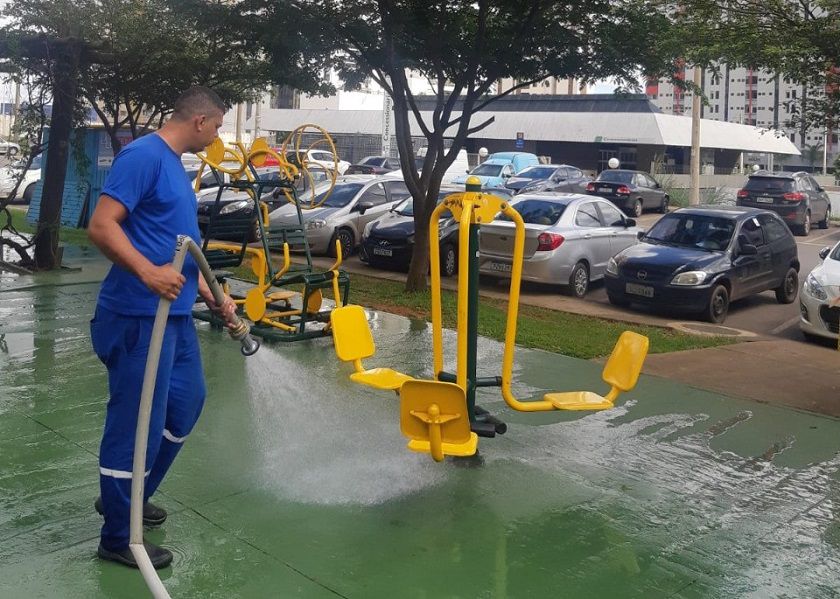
[405,220,431,291]
[34,42,81,270]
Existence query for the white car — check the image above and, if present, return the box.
[0,155,41,203]
[800,241,840,342]
[288,149,349,175]
[0,137,20,157]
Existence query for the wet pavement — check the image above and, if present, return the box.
[2,248,840,597]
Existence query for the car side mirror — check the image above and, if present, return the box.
[355,200,375,214]
[819,246,831,260]
[624,218,636,228]
[739,243,758,256]
[636,230,645,240]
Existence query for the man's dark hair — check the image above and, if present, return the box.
[172,86,226,121]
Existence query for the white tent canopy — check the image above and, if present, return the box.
[250,107,800,156]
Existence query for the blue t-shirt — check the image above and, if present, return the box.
[96,134,201,316]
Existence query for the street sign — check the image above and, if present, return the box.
[515,131,524,150]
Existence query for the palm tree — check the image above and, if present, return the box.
[803,142,824,171]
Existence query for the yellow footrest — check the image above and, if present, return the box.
[350,368,413,391]
[543,391,615,411]
[267,290,297,302]
[407,434,478,458]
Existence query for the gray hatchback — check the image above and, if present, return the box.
[736,171,830,236]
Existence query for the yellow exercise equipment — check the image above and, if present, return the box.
[330,304,414,391]
[400,380,478,462]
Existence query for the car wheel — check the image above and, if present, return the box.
[774,267,798,304]
[704,284,729,324]
[566,261,589,298]
[22,183,35,204]
[249,220,264,243]
[440,243,457,277]
[330,228,354,258]
[797,211,811,236]
[632,199,643,218]
[608,293,630,307]
[8,146,18,157]
[657,195,669,214]
[819,207,830,229]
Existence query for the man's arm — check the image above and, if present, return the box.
[88,194,186,301]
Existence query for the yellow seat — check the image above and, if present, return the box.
[400,380,478,462]
[330,305,413,391]
[543,331,649,411]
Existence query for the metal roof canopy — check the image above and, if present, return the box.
[251,106,800,156]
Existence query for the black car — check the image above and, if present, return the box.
[360,187,460,276]
[736,171,831,236]
[197,168,324,242]
[505,164,590,195]
[346,156,402,175]
[605,207,799,323]
[585,169,668,217]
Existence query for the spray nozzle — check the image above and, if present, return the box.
[226,318,260,357]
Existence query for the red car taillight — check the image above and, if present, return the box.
[737,189,749,199]
[783,192,806,201]
[536,232,564,251]
[585,182,595,192]
[616,185,631,195]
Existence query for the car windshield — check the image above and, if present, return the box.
[644,213,736,251]
[471,163,503,177]
[597,170,634,184]
[396,190,456,217]
[516,166,556,180]
[498,199,567,225]
[314,183,363,208]
[829,243,840,261]
[744,177,794,192]
[360,157,386,166]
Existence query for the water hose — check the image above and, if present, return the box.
[129,235,259,599]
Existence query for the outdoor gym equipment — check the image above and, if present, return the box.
[131,235,258,599]
[334,177,649,462]
[191,128,351,342]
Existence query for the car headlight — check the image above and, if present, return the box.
[306,219,327,230]
[804,273,828,301]
[671,271,708,286]
[407,234,415,244]
[219,200,250,215]
[363,222,375,239]
[606,256,619,276]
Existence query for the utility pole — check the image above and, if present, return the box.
[689,65,702,205]
[381,92,393,157]
[235,102,243,143]
[253,96,261,141]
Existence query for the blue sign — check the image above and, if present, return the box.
[515,131,525,149]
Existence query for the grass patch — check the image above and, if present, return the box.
[4,206,93,247]
[229,262,734,360]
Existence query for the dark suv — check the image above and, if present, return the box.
[736,171,830,236]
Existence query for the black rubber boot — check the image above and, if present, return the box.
[94,497,168,527]
[97,541,173,569]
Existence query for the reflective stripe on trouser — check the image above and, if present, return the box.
[91,306,206,551]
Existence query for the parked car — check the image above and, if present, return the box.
[453,152,540,188]
[605,207,799,323]
[268,175,412,256]
[478,194,639,297]
[505,164,591,195]
[736,171,830,236]
[0,137,20,157]
[360,186,461,276]
[799,241,840,342]
[197,168,326,242]
[585,169,668,217]
[346,156,402,175]
[0,155,41,204]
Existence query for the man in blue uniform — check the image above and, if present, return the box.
[88,86,236,569]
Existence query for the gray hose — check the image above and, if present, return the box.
[129,235,259,598]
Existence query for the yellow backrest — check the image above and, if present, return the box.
[602,331,649,392]
[330,305,375,362]
[400,380,472,444]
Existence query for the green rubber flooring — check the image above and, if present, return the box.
[2,247,840,598]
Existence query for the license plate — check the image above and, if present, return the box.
[756,196,774,203]
[372,247,393,257]
[598,187,612,193]
[489,261,512,273]
[626,282,654,297]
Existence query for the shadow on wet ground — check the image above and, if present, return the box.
[2,247,840,598]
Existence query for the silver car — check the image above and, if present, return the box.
[268,175,412,256]
[479,193,640,297]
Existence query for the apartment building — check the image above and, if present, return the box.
[647,64,837,171]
